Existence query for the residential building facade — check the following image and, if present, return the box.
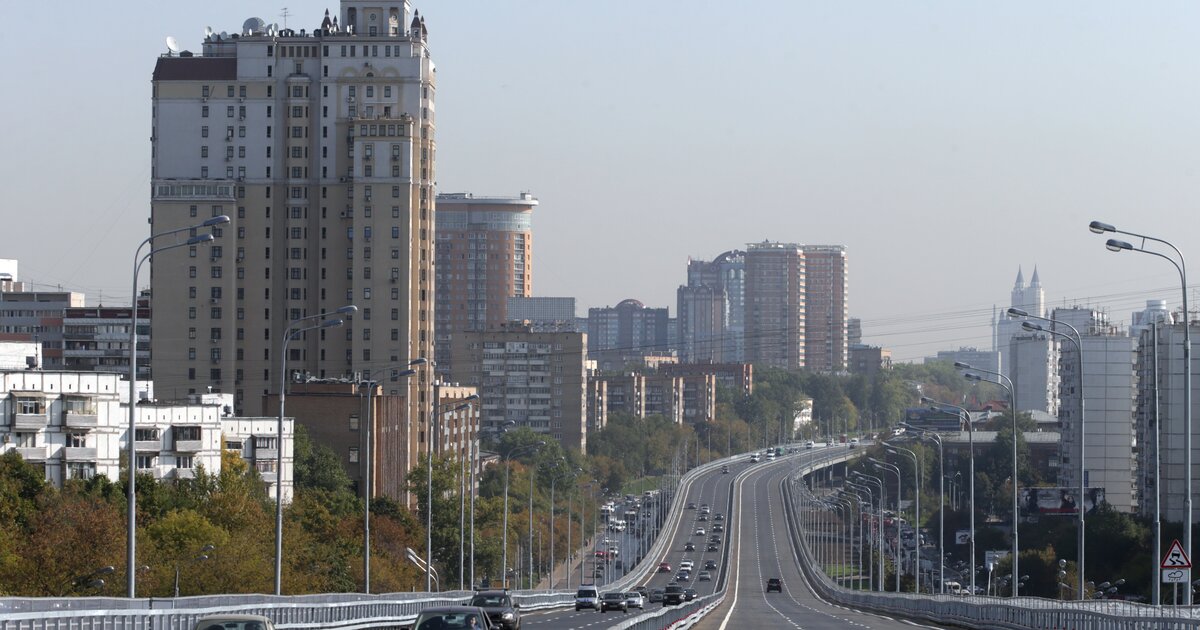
[0,288,85,371]
[62,300,151,379]
[801,245,848,372]
[587,299,670,371]
[506,296,579,332]
[744,241,805,370]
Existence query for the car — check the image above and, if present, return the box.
[713,513,724,521]
[704,560,717,570]
[805,441,815,449]
[675,571,690,582]
[679,560,694,571]
[407,607,496,630]
[695,528,706,536]
[662,585,686,606]
[634,586,649,597]
[698,513,708,521]
[648,588,665,603]
[750,454,761,463]
[706,543,719,552]
[766,578,782,593]
[575,585,601,611]
[625,592,645,610]
[684,588,698,601]
[721,465,730,474]
[686,502,697,510]
[713,524,724,533]
[700,503,710,511]
[658,561,672,573]
[683,542,696,551]
[850,437,859,445]
[698,571,712,581]
[601,592,628,613]
[193,615,278,630]
[468,590,521,630]
[593,569,605,578]
[709,535,721,543]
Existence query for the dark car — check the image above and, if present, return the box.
[684,588,698,600]
[713,524,724,533]
[649,588,665,603]
[686,502,698,510]
[709,534,721,543]
[600,591,628,613]
[706,543,719,552]
[766,578,782,593]
[714,514,724,521]
[675,571,690,582]
[721,465,730,474]
[410,606,495,630]
[684,542,696,551]
[698,513,708,521]
[468,590,521,630]
[704,560,717,570]
[662,585,686,606]
[633,585,650,598]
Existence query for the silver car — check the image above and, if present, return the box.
[625,591,645,609]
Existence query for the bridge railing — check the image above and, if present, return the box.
[784,467,1200,630]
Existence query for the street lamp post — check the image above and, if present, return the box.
[127,215,228,597]
[1091,219,1191,604]
[276,305,356,594]
[502,442,544,589]
[425,394,480,591]
[884,443,921,593]
[870,458,903,592]
[845,481,876,591]
[852,472,886,592]
[923,397,977,595]
[173,544,215,598]
[904,424,945,594]
[958,361,1020,598]
[1009,310,1086,600]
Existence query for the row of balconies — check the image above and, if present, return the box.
[11,412,100,430]
[15,446,98,461]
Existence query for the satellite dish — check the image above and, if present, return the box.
[243,17,265,35]
[165,36,180,53]
[219,31,229,40]
[204,26,214,38]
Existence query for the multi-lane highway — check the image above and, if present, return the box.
[521,445,948,630]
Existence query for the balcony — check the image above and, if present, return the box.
[174,440,204,452]
[16,446,48,461]
[173,468,197,480]
[13,414,48,430]
[63,447,98,461]
[258,471,279,483]
[254,447,279,460]
[63,413,100,428]
[135,439,162,451]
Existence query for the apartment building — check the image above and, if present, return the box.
[62,300,151,379]
[744,241,805,370]
[587,299,671,371]
[148,2,437,444]
[435,192,538,373]
[507,297,579,332]
[678,251,745,363]
[801,245,848,372]
[449,323,587,452]
[0,288,85,371]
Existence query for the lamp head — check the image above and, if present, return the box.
[1106,239,1133,253]
[1022,321,1043,332]
[964,372,982,382]
[919,396,933,404]
[320,318,344,329]
[953,361,971,370]
[408,357,429,366]
[185,234,215,245]
[336,304,359,315]
[465,394,481,401]
[393,368,417,378]
[1007,307,1029,318]
[1088,220,1116,234]
[201,215,232,227]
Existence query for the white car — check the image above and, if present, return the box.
[805,441,815,449]
[679,560,694,571]
[694,528,706,536]
[625,591,645,609]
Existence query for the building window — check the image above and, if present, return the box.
[136,455,156,470]
[349,414,360,431]
[15,397,44,415]
[67,462,96,480]
[348,447,359,463]
[176,456,195,470]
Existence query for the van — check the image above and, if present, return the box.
[943,581,964,595]
[575,585,600,611]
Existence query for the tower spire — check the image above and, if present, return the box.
[1030,265,1041,287]
[1014,265,1025,289]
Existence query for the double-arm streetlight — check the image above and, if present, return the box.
[869,457,903,592]
[851,472,886,591]
[1090,219,1192,605]
[844,480,876,591]
[502,441,545,588]
[360,357,427,593]
[922,396,977,595]
[1008,309,1086,600]
[883,443,921,593]
[275,304,357,594]
[127,214,229,597]
[958,360,1020,598]
[173,543,215,597]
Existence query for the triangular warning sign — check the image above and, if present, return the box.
[1162,539,1192,569]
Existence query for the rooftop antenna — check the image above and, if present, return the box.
[204,26,214,39]
[165,36,180,55]
[219,30,229,41]
[280,7,291,30]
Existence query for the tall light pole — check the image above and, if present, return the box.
[870,458,903,592]
[884,443,921,593]
[959,362,1020,598]
[852,472,886,592]
[359,358,425,593]
[904,424,945,594]
[455,395,479,591]
[1010,311,1086,600]
[276,305,356,594]
[1090,219,1191,604]
[502,441,544,588]
[425,394,479,591]
[127,215,228,597]
[923,397,977,595]
[845,481,875,592]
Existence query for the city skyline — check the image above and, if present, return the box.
[4,1,1199,363]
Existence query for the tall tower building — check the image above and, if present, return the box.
[996,266,1046,379]
[587,299,670,371]
[434,192,537,374]
[149,0,437,467]
[802,245,848,372]
[744,241,805,370]
[678,250,745,363]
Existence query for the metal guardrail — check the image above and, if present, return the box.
[783,467,1200,630]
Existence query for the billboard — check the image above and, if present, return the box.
[1019,487,1105,516]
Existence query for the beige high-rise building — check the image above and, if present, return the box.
[434,192,537,374]
[802,245,848,373]
[149,0,438,462]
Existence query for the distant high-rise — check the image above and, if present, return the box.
[148,0,438,483]
[435,192,537,372]
[587,299,670,371]
[996,266,1046,379]
[678,250,744,363]
[802,245,848,372]
[744,242,805,370]
[506,296,578,332]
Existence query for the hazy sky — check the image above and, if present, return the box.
[3,1,1199,363]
